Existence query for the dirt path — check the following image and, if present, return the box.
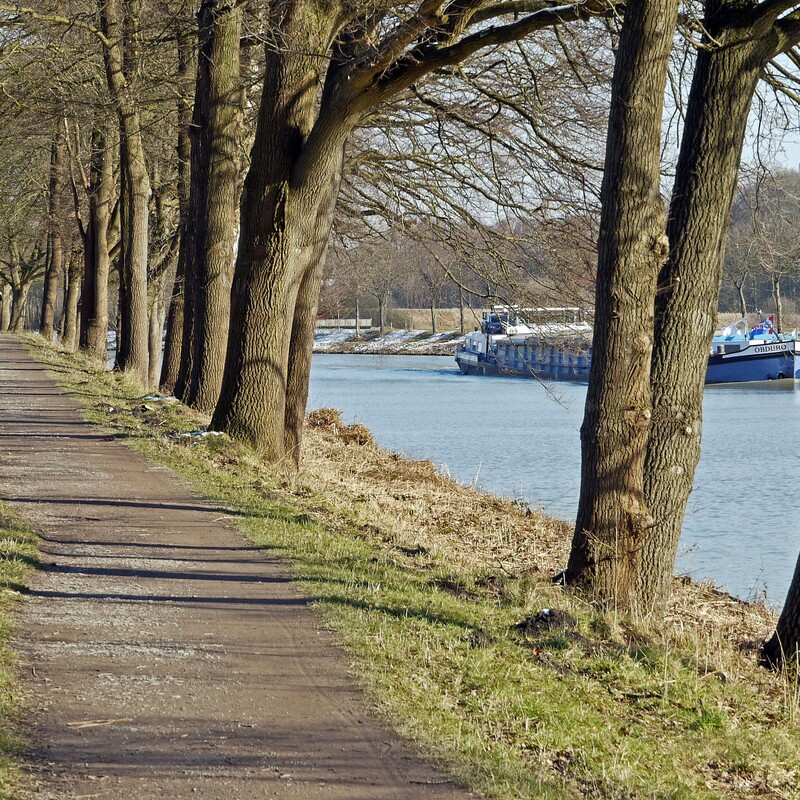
[0,335,472,799]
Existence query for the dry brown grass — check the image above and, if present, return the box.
[300,410,775,659]
[391,307,481,332]
[717,311,800,331]
[300,409,571,576]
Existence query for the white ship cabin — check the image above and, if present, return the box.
[481,306,591,338]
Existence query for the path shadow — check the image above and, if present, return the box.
[23,588,307,608]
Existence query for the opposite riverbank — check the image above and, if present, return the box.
[1,335,798,799]
[314,327,463,355]
[314,311,800,357]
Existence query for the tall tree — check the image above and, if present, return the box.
[146,168,181,386]
[61,245,82,350]
[723,191,756,320]
[176,0,242,412]
[77,123,116,361]
[567,0,800,613]
[160,21,195,392]
[39,119,66,340]
[564,0,678,608]
[641,1,800,612]
[210,0,613,464]
[99,0,152,384]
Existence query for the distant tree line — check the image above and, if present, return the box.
[319,214,598,332]
[721,168,800,327]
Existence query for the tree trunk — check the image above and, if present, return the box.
[737,282,747,320]
[0,283,10,331]
[10,284,31,333]
[773,273,783,332]
[100,0,151,385]
[639,5,786,612]
[147,268,172,386]
[565,0,678,610]
[61,250,82,351]
[459,288,465,335]
[160,22,195,393]
[430,298,437,334]
[355,296,360,339]
[283,151,345,464]
[80,124,113,361]
[378,295,386,333]
[211,2,346,460]
[117,133,151,383]
[763,561,800,666]
[181,0,242,413]
[39,124,66,340]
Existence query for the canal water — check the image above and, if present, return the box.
[308,353,800,605]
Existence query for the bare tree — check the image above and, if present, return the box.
[39,117,66,340]
[160,21,195,392]
[175,0,243,412]
[567,0,800,613]
[209,0,616,465]
[564,0,678,609]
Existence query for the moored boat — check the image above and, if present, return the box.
[706,318,800,384]
[455,310,800,384]
[454,307,592,381]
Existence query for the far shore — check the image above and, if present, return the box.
[313,327,463,356]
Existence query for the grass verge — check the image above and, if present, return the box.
[0,505,38,800]
[19,335,800,800]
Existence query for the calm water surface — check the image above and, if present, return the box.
[308,353,800,604]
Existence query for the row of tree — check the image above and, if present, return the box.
[0,0,612,456]
[319,166,800,336]
[320,214,597,332]
[562,0,800,666]
[723,168,800,328]
[3,0,800,663]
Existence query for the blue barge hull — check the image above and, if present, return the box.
[456,328,800,384]
[455,339,591,381]
[706,340,800,383]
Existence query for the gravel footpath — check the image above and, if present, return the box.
[0,334,472,799]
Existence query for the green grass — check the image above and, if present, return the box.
[20,336,800,799]
[0,505,38,799]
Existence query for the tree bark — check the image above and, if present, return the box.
[80,124,113,361]
[61,249,82,351]
[283,149,345,463]
[161,21,195,393]
[148,267,173,386]
[181,0,242,413]
[773,272,783,332]
[0,283,10,331]
[763,559,800,667]
[640,3,792,612]
[211,1,345,460]
[39,123,66,340]
[99,0,151,385]
[565,0,678,610]
[10,283,31,332]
